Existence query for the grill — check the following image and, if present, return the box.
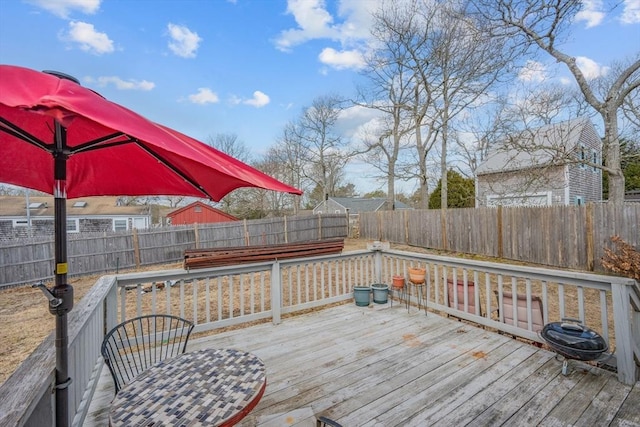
[540,318,608,375]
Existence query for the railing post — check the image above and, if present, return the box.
[611,282,637,385]
[105,278,118,334]
[369,242,383,284]
[271,261,282,325]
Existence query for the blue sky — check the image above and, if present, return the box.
[1,0,639,195]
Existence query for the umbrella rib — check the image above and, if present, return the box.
[135,140,215,200]
[134,139,214,200]
[0,117,50,151]
[69,132,130,154]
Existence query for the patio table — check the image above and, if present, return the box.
[109,348,266,426]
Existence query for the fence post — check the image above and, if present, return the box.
[270,261,282,325]
[132,228,140,268]
[284,216,288,243]
[586,203,594,271]
[611,282,637,385]
[194,223,200,249]
[404,210,409,244]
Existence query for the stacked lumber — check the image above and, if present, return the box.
[184,238,345,269]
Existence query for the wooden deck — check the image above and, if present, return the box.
[86,303,640,426]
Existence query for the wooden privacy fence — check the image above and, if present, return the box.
[0,214,348,288]
[359,203,639,272]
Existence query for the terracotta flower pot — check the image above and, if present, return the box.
[408,267,426,284]
[392,275,405,288]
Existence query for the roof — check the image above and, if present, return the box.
[0,195,150,217]
[476,117,598,176]
[167,201,238,220]
[329,197,412,213]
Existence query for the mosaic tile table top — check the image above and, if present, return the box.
[109,348,266,426]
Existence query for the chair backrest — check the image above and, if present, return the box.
[317,416,343,427]
[498,291,544,332]
[447,279,481,315]
[101,314,194,394]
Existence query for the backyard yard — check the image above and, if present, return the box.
[0,237,629,386]
[0,238,376,384]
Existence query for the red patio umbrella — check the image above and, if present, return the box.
[0,64,301,426]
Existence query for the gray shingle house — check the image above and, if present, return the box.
[0,196,151,239]
[313,197,412,215]
[475,118,602,207]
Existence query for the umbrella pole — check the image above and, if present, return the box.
[53,122,73,427]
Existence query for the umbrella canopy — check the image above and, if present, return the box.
[0,64,301,427]
[0,65,301,200]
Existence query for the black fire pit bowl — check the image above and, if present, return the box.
[540,318,608,361]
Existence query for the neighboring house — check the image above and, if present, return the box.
[167,201,238,225]
[625,190,640,202]
[313,197,412,215]
[475,118,602,207]
[0,196,151,239]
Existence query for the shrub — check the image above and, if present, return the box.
[601,236,640,282]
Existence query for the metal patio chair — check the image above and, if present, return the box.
[101,314,194,394]
[316,416,343,427]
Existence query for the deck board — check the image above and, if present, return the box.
[85,303,638,426]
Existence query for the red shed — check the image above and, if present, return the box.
[167,201,238,225]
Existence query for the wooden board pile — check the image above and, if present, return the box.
[184,238,345,269]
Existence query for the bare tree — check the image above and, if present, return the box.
[362,1,443,209]
[471,0,640,203]
[268,122,308,213]
[356,1,421,208]
[206,133,253,163]
[293,95,352,201]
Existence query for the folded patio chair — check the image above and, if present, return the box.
[447,279,482,316]
[317,416,343,427]
[101,314,194,394]
[495,291,544,333]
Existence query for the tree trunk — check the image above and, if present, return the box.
[604,106,625,203]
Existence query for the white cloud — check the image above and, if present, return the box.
[575,0,605,28]
[576,56,610,79]
[167,23,201,58]
[64,21,113,54]
[243,91,270,108]
[620,0,640,24]
[517,60,547,82]
[274,0,375,70]
[319,47,365,70]
[91,76,155,90]
[275,0,337,51]
[188,88,219,105]
[26,0,101,19]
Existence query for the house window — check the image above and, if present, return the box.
[194,206,202,213]
[132,218,147,229]
[67,219,79,233]
[113,219,128,232]
[591,150,598,172]
[579,144,587,169]
[575,196,584,206]
[13,219,28,227]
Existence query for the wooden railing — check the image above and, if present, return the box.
[1,247,637,426]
